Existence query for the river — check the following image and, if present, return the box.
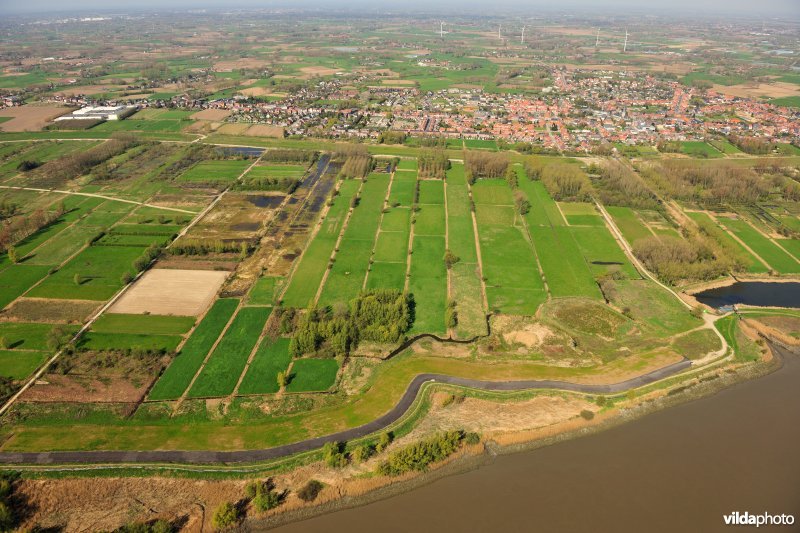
[275,346,800,532]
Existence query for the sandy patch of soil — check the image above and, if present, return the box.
[0,105,74,132]
[712,82,800,99]
[51,85,117,96]
[502,322,554,349]
[299,66,341,77]
[17,477,247,532]
[190,108,231,121]
[400,394,594,445]
[22,374,148,403]
[216,123,251,135]
[109,269,229,316]
[244,124,285,138]
[238,87,285,98]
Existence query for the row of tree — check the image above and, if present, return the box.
[465,151,509,181]
[418,149,450,179]
[27,135,138,188]
[0,202,66,253]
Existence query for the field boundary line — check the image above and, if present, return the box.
[706,211,772,271]
[173,301,244,413]
[464,175,490,313]
[275,158,336,304]
[0,186,196,214]
[739,213,800,267]
[312,178,367,306]
[595,200,691,310]
[363,169,396,290]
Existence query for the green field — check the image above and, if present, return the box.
[0,350,48,380]
[446,163,486,337]
[517,179,602,299]
[687,212,767,273]
[285,358,339,392]
[571,226,640,280]
[238,338,292,395]
[178,160,252,183]
[719,217,800,274]
[679,141,723,158]
[248,276,280,305]
[388,173,416,207]
[408,235,447,333]
[78,332,182,352]
[187,306,271,398]
[281,179,360,307]
[91,314,195,335]
[607,206,652,245]
[0,265,51,309]
[0,322,77,351]
[29,245,145,300]
[319,174,390,306]
[147,299,239,400]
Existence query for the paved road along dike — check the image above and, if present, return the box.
[0,359,691,465]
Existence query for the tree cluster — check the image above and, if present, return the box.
[465,151,509,182]
[0,203,66,253]
[633,235,732,284]
[169,239,253,256]
[261,149,317,163]
[288,289,412,358]
[417,149,450,179]
[589,160,659,209]
[28,136,137,188]
[377,431,465,476]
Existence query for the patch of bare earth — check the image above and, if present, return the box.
[17,477,247,532]
[109,269,229,316]
[190,108,231,121]
[400,394,594,445]
[0,298,99,324]
[0,105,74,131]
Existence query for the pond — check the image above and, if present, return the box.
[693,281,800,309]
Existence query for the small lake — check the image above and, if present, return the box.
[217,146,264,157]
[694,281,800,309]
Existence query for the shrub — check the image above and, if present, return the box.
[444,250,460,269]
[377,431,464,476]
[352,444,373,463]
[212,502,240,529]
[323,441,348,468]
[580,409,595,420]
[297,480,324,502]
[375,431,393,453]
[464,432,480,445]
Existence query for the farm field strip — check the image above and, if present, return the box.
[280,178,360,308]
[687,211,768,273]
[187,306,271,398]
[285,358,340,393]
[367,170,414,291]
[606,206,653,245]
[238,338,292,395]
[719,217,800,274]
[516,178,600,300]
[148,298,240,401]
[473,178,544,315]
[445,163,486,337]
[318,174,391,307]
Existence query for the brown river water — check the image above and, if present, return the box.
[276,347,800,532]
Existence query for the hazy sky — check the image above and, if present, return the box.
[5,0,799,17]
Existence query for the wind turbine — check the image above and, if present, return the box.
[623,27,629,53]
[498,24,502,41]
[440,21,446,38]
[520,26,526,45]
[595,28,600,48]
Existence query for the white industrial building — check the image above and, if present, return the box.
[55,105,136,121]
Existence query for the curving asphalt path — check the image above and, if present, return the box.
[0,359,691,466]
